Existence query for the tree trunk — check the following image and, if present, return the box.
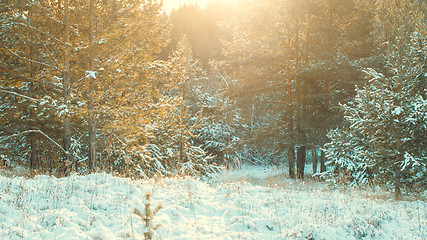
[62,0,71,175]
[288,145,295,178]
[312,147,317,174]
[305,10,311,65]
[88,0,96,173]
[29,133,38,169]
[320,150,326,173]
[88,102,96,172]
[29,44,38,170]
[296,145,306,179]
[394,168,401,199]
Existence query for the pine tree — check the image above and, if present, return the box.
[323,0,426,197]
[103,36,221,178]
[0,1,66,173]
[149,37,221,177]
[0,0,171,176]
[217,0,366,177]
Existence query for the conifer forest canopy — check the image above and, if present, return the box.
[0,0,426,197]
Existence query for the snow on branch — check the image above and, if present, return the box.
[19,21,61,69]
[111,132,126,146]
[1,46,58,70]
[0,130,83,161]
[85,71,97,79]
[0,90,42,102]
[16,22,67,46]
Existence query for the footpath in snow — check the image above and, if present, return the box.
[0,165,426,239]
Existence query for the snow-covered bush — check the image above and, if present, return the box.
[322,70,426,193]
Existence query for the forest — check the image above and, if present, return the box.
[0,0,426,199]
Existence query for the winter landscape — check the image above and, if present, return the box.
[1,165,426,239]
[1,0,426,239]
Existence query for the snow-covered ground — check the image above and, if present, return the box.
[0,165,426,239]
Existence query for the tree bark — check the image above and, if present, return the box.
[288,145,295,178]
[320,150,326,172]
[88,102,96,172]
[88,0,96,173]
[312,146,317,174]
[62,0,71,175]
[29,44,38,170]
[30,133,38,169]
[296,145,306,179]
[394,167,401,199]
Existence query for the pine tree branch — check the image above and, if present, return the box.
[111,132,126,146]
[330,80,343,92]
[16,22,67,46]
[0,130,83,161]
[0,89,42,102]
[218,72,229,86]
[33,7,82,40]
[1,46,58,69]
[1,130,63,152]
[268,101,288,105]
[20,21,61,69]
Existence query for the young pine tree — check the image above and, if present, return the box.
[323,0,426,197]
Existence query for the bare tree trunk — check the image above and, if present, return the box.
[394,167,401,199]
[296,145,306,179]
[312,146,317,174]
[294,24,305,181]
[305,9,311,65]
[62,0,71,175]
[288,145,295,178]
[320,150,326,173]
[88,98,96,172]
[286,50,295,179]
[29,133,38,169]
[29,44,38,170]
[88,0,96,173]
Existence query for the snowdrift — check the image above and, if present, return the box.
[0,166,425,239]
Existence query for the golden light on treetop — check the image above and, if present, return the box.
[163,0,240,12]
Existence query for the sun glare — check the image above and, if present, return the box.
[163,0,238,12]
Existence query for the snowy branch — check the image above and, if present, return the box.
[0,130,63,152]
[330,80,343,92]
[217,72,229,86]
[16,22,67,46]
[1,46,58,69]
[20,21,61,69]
[111,133,126,146]
[0,90,42,102]
[0,130,83,161]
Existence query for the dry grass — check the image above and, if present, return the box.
[0,166,36,179]
[218,167,427,202]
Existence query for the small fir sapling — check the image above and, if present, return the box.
[133,193,162,240]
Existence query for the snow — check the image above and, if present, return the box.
[392,106,403,116]
[0,166,425,239]
[85,71,97,79]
